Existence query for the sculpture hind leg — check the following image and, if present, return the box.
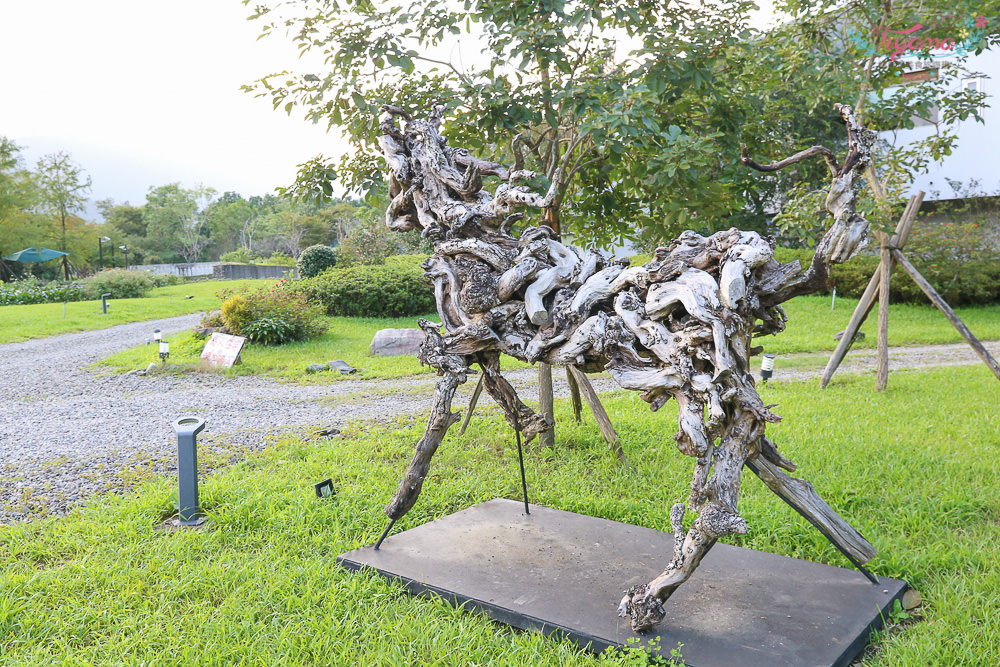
[384,320,470,522]
[477,351,552,443]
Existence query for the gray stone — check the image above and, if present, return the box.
[305,363,328,374]
[328,360,357,375]
[369,328,424,357]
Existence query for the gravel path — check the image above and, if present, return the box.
[2,315,998,523]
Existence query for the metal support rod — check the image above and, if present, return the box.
[374,518,396,550]
[514,426,530,515]
[172,416,206,526]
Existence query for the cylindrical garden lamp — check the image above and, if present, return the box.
[760,353,776,385]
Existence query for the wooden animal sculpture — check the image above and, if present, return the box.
[376,103,878,632]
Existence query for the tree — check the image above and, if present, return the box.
[746,0,1000,241]
[143,183,216,264]
[34,152,91,279]
[245,0,761,245]
[0,138,43,281]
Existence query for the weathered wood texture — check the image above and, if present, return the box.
[377,104,875,633]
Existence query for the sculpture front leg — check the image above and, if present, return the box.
[384,319,470,521]
[384,369,467,520]
[477,352,552,442]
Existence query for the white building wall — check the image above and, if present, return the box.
[884,48,1000,200]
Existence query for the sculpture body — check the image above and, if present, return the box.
[377,103,877,632]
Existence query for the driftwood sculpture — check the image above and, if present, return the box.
[377,103,878,633]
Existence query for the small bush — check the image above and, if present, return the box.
[262,252,295,266]
[289,263,435,317]
[80,269,157,300]
[220,248,259,264]
[219,285,327,344]
[0,277,87,306]
[336,218,395,268]
[296,245,338,278]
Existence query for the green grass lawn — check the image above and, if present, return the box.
[99,314,445,381]
[96,293,1000,383]
[2,365,999,665]
[765,295,1000,355]
[0,280,273,344]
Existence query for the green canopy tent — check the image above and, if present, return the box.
[2,247,71,280]
[3,247,69,263]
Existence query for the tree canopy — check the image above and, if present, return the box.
[246,0,999,248]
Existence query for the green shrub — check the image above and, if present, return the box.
[262,251,295,266]
[80,269,157,299]
[773,238,1000,306]
[296,245,338,278]
[0,277,87,306]
[220,248,259,264]
[219,286,327,344]
[336,217,396,267]
[290,263,435,317]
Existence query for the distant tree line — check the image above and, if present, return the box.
[0,136,386,282]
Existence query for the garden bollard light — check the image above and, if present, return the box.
[760,353,776,385]
[172,416,207,526]
[101,292,111,314]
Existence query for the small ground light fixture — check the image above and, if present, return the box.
[153,329,162,342]
[314,479,336,498]
[159,340,170,364]
[760,353,776,384]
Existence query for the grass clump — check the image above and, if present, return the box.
[1,366,999,665]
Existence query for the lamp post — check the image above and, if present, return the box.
[98,236,111,270]
[119,245,128,271]
[159,339,170,365]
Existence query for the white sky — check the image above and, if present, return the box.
[1,0,342,215]
[1,1,778,220]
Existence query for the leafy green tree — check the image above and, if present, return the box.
[142,183,216,264]
[96,199,148,264]
[245,0,761,245]
[34,152,91,279]
[0,138,43,280]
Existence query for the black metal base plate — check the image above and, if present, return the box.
[338,499,906,667]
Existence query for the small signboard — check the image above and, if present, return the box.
[200,332,247,368]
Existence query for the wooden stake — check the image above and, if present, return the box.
[567,365,625,462]
[458,373,485,436]
[538,362,555,447]
[820,192,924,388]
[892,249,1000,382]
[876,243,891,391]
[565,366,583,423]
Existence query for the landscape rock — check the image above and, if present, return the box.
[369,328,424,357]
[328,360,357,375]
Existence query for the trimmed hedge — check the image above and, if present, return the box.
[296,245,338,278]
[772,247,1000,306]
[290,262,435,318]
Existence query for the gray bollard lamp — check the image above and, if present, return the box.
[172,416,207,526]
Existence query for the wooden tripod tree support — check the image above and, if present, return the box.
[820,190,1000,389]
[376,102,879,633]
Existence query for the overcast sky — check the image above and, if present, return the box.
[2,1,778,221]
[1,1,343,215]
